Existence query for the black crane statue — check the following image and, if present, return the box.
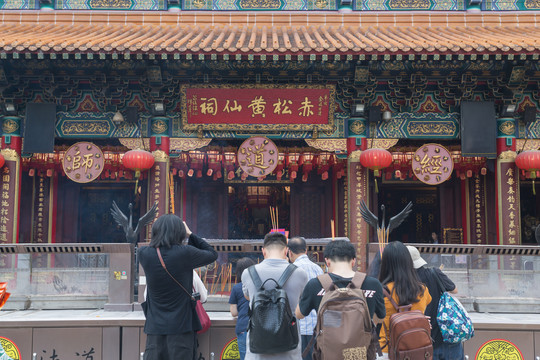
[110,201,159,244]
[359,199,413,254]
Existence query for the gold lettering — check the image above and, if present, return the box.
[248,96,266,117]
[298,97,314,117]
[199,97,218,116]
[223,100,243,113]
[273,99,293,115]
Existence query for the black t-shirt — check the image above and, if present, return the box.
[416,266,456,345]
[298,273,386,320]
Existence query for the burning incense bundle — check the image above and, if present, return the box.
[269,206,278,230]
[331,219,335,240]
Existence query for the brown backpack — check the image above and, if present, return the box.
[310,272,377,360]
[382,288,433,360]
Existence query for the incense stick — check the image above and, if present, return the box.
[330,219,335,240]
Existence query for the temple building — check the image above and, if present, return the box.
[0,3,538,269]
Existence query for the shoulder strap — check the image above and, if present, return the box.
[248,265,264,290]
[317,273,334,292]
[383,287,400,312]
[156,247,195,301]
[349,272,367,289]
[430,267,446,295]
[277,264,297,288]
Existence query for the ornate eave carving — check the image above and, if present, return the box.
[305,139,347,152]
[170,138,212,152]
[366,138,399,150]
[119,138,212,152]
[516,139,540,151]
[119,138,149,150]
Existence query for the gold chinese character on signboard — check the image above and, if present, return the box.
[72,153,95,174]
[506,168,514,176]
[273,99,293,115]
[298,97,314,117]
[223,100,243,113]
[420,155,443,175]
[200,97,218,115]
[248,96,266,118]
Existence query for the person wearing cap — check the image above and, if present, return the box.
[406,245,463,360]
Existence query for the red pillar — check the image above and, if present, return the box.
[495,118,520,245]
[147,117,171,238]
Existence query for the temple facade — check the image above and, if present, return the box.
[0,4,538,267]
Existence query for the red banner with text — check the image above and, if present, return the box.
[181,85,336,131]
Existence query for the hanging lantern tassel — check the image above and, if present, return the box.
[134,170,141,195]
[374,170,379,193]
[532,172,536,196]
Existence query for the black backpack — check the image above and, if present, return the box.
[247,264,299,354]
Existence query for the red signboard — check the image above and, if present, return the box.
[181,84,336,132]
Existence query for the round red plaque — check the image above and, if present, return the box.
[412,143,453,185]
[63,142,105,183]
[238,137,278,177]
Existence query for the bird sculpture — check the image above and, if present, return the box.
[359,199,413,254]
[111,201,159,244]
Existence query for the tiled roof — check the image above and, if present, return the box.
[0,11,538,55]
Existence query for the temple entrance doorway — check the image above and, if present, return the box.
[378,184,440,244]
[186,175,334,239]
[228,185,290,239]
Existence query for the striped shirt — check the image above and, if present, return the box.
[293,254,324,335]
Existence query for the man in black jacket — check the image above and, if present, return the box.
[138,214,218,360]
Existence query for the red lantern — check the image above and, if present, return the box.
[189,150,205,178]
[287,150,300,180]
[360,148,393,177]
[122,149,155,193]
[223,148,237,180]
[516,150,540,194]
[0,153,4,168]
[207,150,223,179]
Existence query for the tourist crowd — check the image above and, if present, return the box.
[139,214,467,360]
